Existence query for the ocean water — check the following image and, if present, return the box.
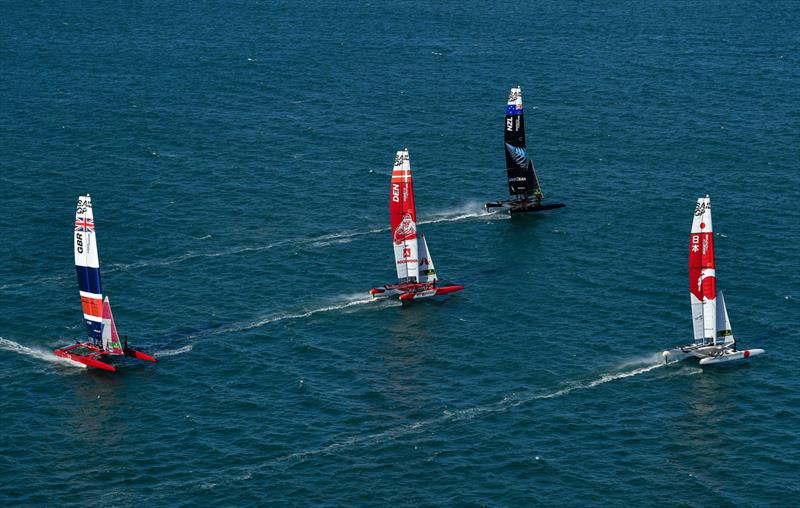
[1,1,799,506]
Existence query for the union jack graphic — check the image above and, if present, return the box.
[75,218,95,232]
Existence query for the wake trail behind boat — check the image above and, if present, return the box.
[0,337,84,368]
[183,294,397,343]
[2,204,493,292]
[206,357,667,486]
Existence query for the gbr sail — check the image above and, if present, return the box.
[74,195,103,345]
[689,195,717,345]
[390,149,419,282]
[504,86,542,200]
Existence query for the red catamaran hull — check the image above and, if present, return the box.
[53,342,155,372]
[370,284,465,301]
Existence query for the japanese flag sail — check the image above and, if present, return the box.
[390,149,419,282]
[74,195,103,344]
[689,195,716,345]
[417,234,438,284]
[101,297,124,355]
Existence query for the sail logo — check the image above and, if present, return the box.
[394,152,409,167]
[694,201,710,216]
[393,212,417,243]
[75,218,94,232]
[392,183,400,202]
[76,233,84,254]
[506,143,528,168]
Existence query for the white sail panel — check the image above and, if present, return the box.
[417,234,438,283]
[715,291,735,347]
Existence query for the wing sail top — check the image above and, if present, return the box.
[689,195,716,345]
[390,149,419,282]
[504,87,541,200]
[74,195,103,344]
[417,234,438,284]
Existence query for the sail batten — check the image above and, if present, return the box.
[504,86,542,200]
[74,195,103,344]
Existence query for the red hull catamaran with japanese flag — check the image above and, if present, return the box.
[485,86,565,215]
[662,195,763,366]
[369,149,464,302]
[53,195,155,372]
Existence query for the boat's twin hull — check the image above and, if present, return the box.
[485,200,565,215]
[370,284,464,301]
[662,345,764,366]
[54,343,156,372]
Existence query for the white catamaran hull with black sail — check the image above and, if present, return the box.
[485,86,565,215]
[662,195,763,366]
[369,149,464,302]
[54,195,156,372]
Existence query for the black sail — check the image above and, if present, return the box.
[504,87,542,201]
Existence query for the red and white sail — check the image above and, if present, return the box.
[101,297,124,355]
[390,149,419,282]
[689,195,717,345]
[417,234,438,284]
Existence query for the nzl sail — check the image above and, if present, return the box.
[689,195,718,345]
[74,195,103,345]
[505,86,542,201]
[390,149,419,283]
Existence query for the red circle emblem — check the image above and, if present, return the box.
[700,222,706,229]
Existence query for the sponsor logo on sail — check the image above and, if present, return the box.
[393,212,417,243]
[506,143,529,168]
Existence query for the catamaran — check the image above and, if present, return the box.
[485,86,565,215]
[369,149,464,302]
[54,195,155,372]
[662,196,764,366]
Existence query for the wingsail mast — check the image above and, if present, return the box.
[74,195,104,346]
[390,148,419,284]
[504,86,542,203]
[485,86,565,214]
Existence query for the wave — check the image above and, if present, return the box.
[0,337,84,368]
[196,356,669,487]
[1,202,493,291]
[153,345,193,358]
[182,294,394,344]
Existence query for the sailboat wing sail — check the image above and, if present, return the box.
[504,87,542,200]
[417,234,438,283]
[74,195,103,344]
[101,297,124,355]
[688,196,716,345]
[715,290,735,347]
[390,149,419,282]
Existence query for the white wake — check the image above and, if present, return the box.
[0,337,84,368]
[197,357,672,488]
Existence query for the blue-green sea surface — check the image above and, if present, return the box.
[1,1,798,506]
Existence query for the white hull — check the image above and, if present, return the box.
[699,348,764,366]
[662,344,764,366]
